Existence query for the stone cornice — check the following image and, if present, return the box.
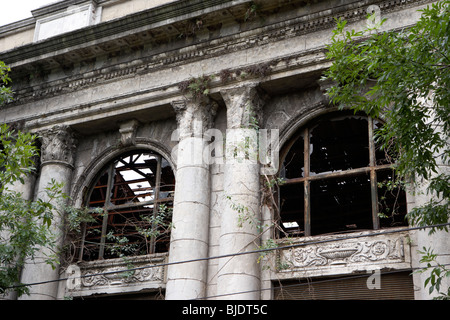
[0,0,437,134]
[0,0,252,67]
[2,0,432,70]
[4,0,435,112]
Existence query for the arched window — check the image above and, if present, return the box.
[279,112,407,237]
[78,150,175,261]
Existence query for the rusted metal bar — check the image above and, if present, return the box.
[283,164,392,185]
[93,177,150,189]
[303,127,311,237]
[99,164,115,259]
[150,155,162,253]
[103,196,174,211]
[368,116,380,230]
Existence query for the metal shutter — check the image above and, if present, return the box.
[274,271,415,300]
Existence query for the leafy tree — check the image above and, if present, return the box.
[323,1,449,298]
[0,61,13,105]
[0,62,66,297]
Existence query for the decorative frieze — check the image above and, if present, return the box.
[81,264,164,288]
[6,0,434,106]
[66,253,167,297]
[275,230,411,279]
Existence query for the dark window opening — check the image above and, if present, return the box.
[279,112,408,238]
[279,183,304,236]
[310,174,373,236]
[79,150,175,261]
[377,169,408,228]
[310,116,370,174]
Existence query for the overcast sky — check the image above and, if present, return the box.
[1,0,59,26]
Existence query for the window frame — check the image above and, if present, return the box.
[78,149,175,261]
[279,112,405,237]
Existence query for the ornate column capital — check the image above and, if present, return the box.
[39,125,78,168]
[171,97,218,139]
[220,83,267,129]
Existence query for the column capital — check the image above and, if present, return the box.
[171,97,218,139]
[220,83,267,129]
[39,125,78,167]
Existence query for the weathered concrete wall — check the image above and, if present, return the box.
[0,0,446,300]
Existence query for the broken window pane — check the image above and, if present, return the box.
[310,116,369,175]
[310,174,373,235]
[279,112,408,238]
[373,120,399,166]
[80,150,175,261]
[281,134,304,179]
[377,169,408,228]
[279,183,304,236]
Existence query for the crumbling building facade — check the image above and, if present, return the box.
[0,0,448,300]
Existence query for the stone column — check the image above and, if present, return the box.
[0,151,38,300]
[217,84,265,299]
[19,125,77,300]
[165,98,218,300]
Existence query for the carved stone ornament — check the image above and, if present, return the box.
[278,231,410,273]
[9,0,435,107]
[119,119,140,146]
[81,264,164,288]
[220,83,266,129]
[40,125,78,166]
[171,98,218,139]
[66,253,167,295]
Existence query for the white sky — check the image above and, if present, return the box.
[1,0,59,26]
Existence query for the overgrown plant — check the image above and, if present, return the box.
[0,124,67,297]
[137,204,174,246]
[178,75,214,100]
[323,2,450,298]
[0,61,13,105]
[244,2,262,22]
[416,247,450,299]
[65,203,174,263]
[177,18,204,38]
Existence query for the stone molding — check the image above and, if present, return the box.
[39,125,78,167]
[4,0,434,107]
[274,229,412,279]
[66,253,167,297]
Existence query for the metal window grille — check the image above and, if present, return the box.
[279,112,408,237]
[78,150,175,261]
